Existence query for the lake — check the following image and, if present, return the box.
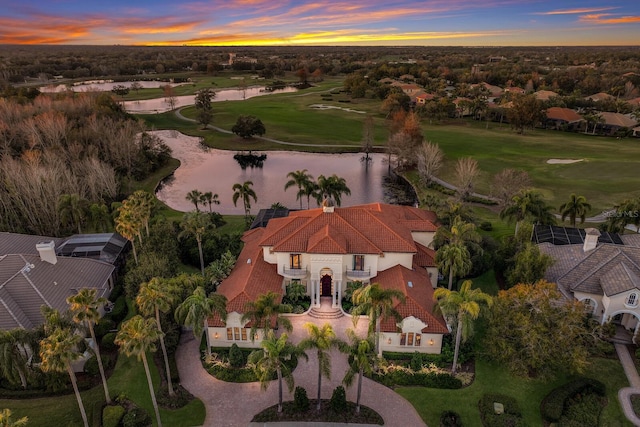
[152,130,397,215]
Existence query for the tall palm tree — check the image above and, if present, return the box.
[201,191,220,212]
[433,215,482,252]
[433,280,492,375]
[58,194,88,234]
[315,174,351,206]
[342,329,376,414]
[115,316,163,427]
[351,283,406,355]
[248,331,308,413]
[0,329,32,389]
[67,289,111,404]
[299,323,346,411]
[127,190,156,237]
[115,207,142,264]
[89,203,112,233]
[559,194,592,227]
[500,189,555,235]
[303,180,319,209]
[186,189,204,211]
[179,211,212,276]
[284,169,314,210]
[241,291,292,341]
[175,286,227,358]
[436,243,472,290]
[232,181,257,225]
[39,328,88,427]
[0,408,28,427]
[136,278,179,397]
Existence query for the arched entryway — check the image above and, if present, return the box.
[321,274,332,297]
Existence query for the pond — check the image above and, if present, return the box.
[39,80,187,93]
[123,86,298,114]
[152,130,413,215]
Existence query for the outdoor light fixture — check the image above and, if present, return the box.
[214,333,219,339]
[387,338,391,344]
[429,339,434,346]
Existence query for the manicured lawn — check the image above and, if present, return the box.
[397,357,630,427]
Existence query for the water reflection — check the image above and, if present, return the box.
[152,130,393,214]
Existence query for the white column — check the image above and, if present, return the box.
[332,281,337,308]
[314,280,321,307]
[337,280,342,307]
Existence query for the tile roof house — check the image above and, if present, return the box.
[209,203,448,354]
[539,227,640,341]
[0,232,125,331]
[545,107,584,131]
[597,112,638,134]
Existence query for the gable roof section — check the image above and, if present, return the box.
[415,243,436,268]
[307,225,348,254]
[599,112,637,128]
[0,254,113,330]
[600,262,640,297]
[373,265,448,334]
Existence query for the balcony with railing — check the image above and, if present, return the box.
[345,268,371,279]
[282,266,308,278]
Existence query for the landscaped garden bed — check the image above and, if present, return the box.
[205,344,298,382]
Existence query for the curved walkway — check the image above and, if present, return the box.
[176,303,426,427]
[615,343,640,426]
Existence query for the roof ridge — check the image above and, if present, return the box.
[560,245,615,287]
[359,209,416,253]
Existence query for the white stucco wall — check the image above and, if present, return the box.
[377,252,413,271]
[411,231,435,249]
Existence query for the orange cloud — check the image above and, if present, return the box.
[534,7,616,15]
[579,14,640,24]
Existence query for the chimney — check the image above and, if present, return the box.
[36,241,57,265]
[321,195,335,213]
[583,228,600,253]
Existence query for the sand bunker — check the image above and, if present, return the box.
[547,159,584,164]
[309,104,366,114]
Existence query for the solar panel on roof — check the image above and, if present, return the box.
[533,225,625,247]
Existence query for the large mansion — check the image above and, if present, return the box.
[208,202,449,354]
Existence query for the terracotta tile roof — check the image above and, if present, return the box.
[265,204,437,255]
[599,112,637,128]
[213,228,283,326]
[585,92,614,102]
[546,107,583,123]
[373,265,448,334]
[415,243,436,267]
[534,90,559,100]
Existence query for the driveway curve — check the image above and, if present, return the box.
[176,312,426,427]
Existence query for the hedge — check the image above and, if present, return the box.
[541,377,606,422]
[370,370,461,389]
[478,393,523,427]
[102,405,126,427]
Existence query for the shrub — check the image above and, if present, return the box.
[479,221,493,231]
[102,404,126,427]
[122,406,152,427]
[229,343,244,368]
[84,355,100,377]
[410,352,423,371]
[478,393,522,427]
[294,386,310,412]
[94,317,116,339]
[440,410,463,427]
[330,386,347,413]
[101,332,117,351]
[109,295,128,323]
[559,393,606,427]
[370,370,462,389]
[541,378,606,422]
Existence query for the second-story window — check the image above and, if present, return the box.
[627,293,638,307]
[353,255,365,271]
[290,254,301,269]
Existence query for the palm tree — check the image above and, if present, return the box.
[559,194,592,227]
[232,181,257,225]
[0,408,28,427]
[284,169,314,210]
[136,278,179,397]
[127,190,156,237]
[299,323,346,411]
[241,291,292,341]
[89,203,112,233]
[67,289,111,404]
[186,189,203,211]
[0,329,32,389]
[39,328,88,427]
[303,180,319,209]
[115,316,163,427]
[315,174,351,206]
[436,243,472,290]
[248,331,308,413]
[351,283,406,355]
[58,194,88,234]
[433,215,482,252]
[175,286,227,358]
[115,207,142,264]
[201,191,220,212]
[433,280,492,375]
[500,189,555,235]
[342,329,376,414]
[179,211,212,276]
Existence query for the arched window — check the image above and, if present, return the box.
[627,293,638,307]
[582,298,596,314]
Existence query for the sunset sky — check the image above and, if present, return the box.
[1,0,639,46]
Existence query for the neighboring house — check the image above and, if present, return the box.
[545,107,584,131]
[597,112,638,135]
[209,203,449,354]
[534,90,559,101]
[392,82,422,96]
[0,232,127,331]
[414,91,436,105]
[537,225,640,341]
[585,92,614,102]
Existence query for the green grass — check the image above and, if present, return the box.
[397,357,630,427]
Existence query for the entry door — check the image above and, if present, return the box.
[321,275,332,296]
